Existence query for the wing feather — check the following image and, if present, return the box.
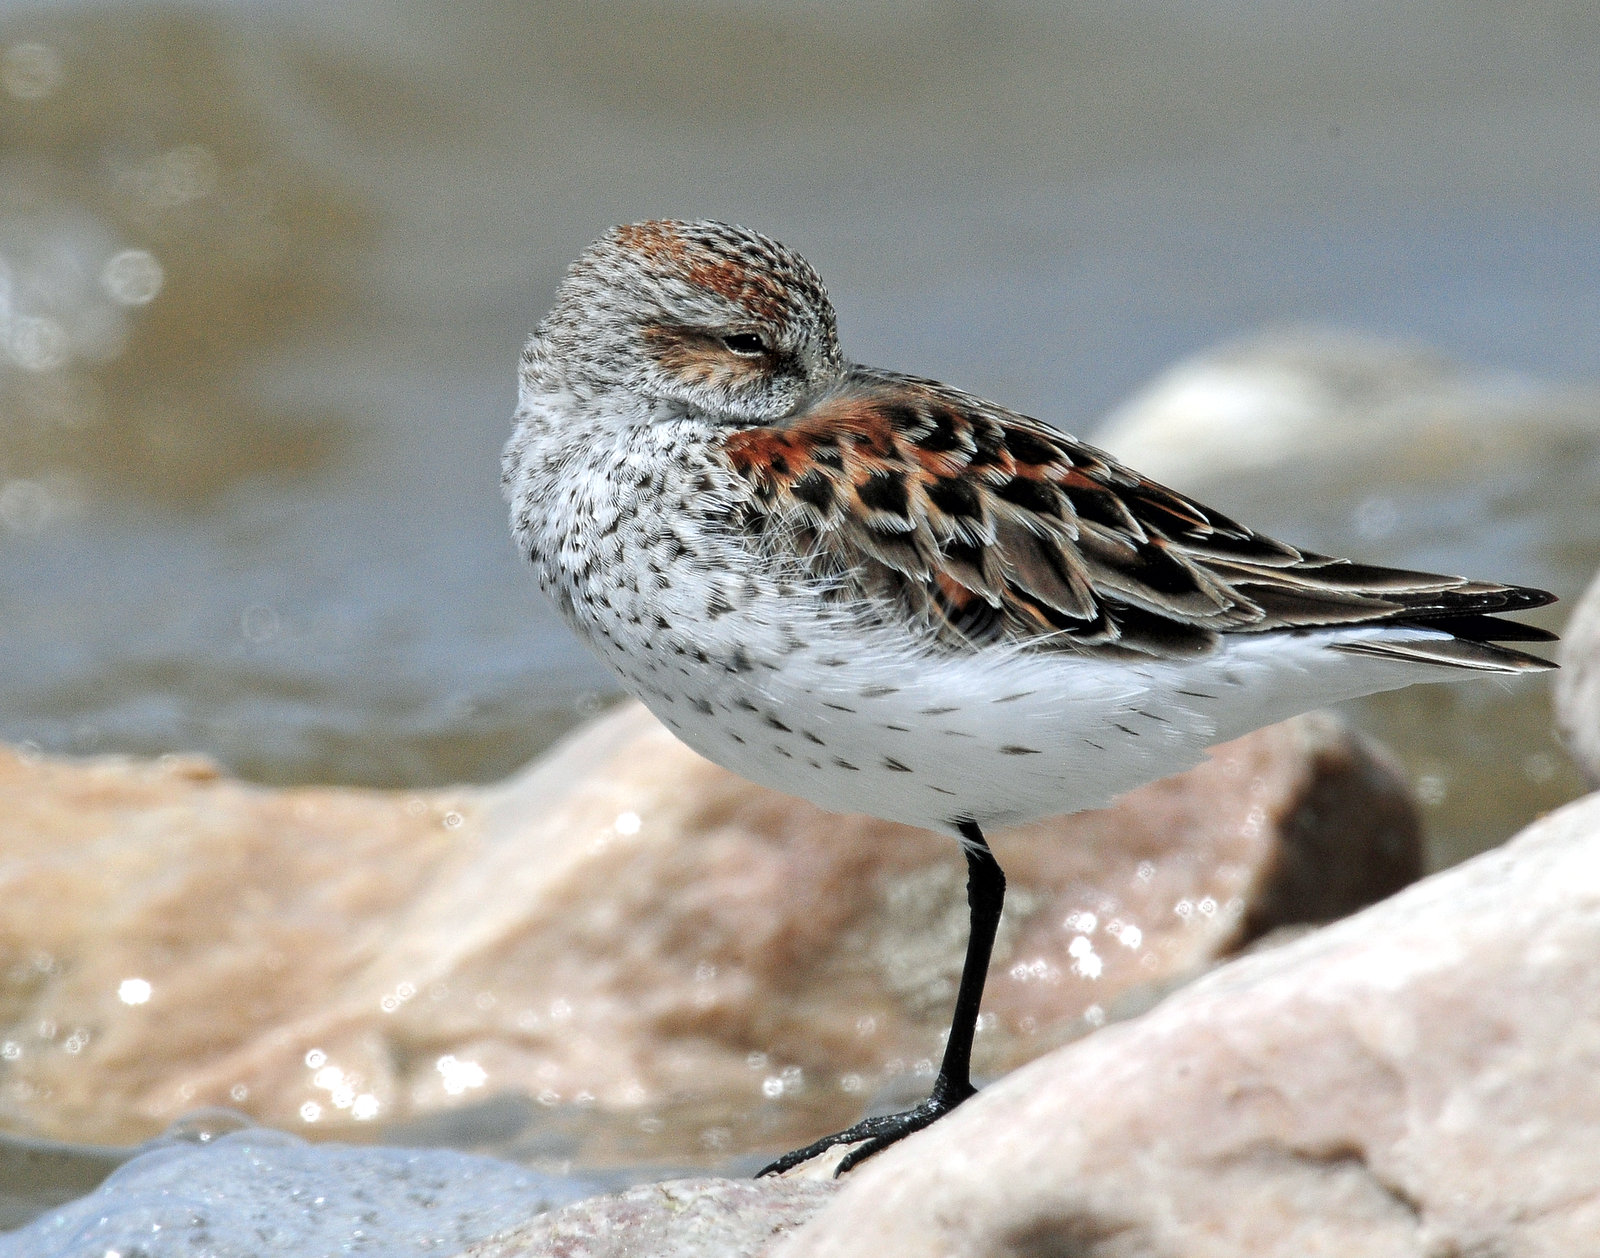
[719,368,1556,669]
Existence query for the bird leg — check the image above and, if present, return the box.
[757,820,1005,1177]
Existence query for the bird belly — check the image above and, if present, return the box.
[621,622,1458,835]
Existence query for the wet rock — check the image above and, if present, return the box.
[459,1177,839,1258]
[0,1127,592,1258]
[776,790,1600,1257]
[1556,569,1600,785]
[0,702,1419,1158]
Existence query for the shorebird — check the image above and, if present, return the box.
[502,219,1556,1175]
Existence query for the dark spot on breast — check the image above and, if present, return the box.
[882,757,912,772]
[691,698,714,715]
[860,685,899,698]
[822,701,858,713]
[993,691,1034,704]
[766,714,792,732]
[832,757,859,771]
[921,705,958,715]
[769,452,790,476]
[803,730,826,745]
[999,744,1041,755]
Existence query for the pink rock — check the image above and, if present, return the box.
[461,1178,838,1258]
[0,703,1417,1157]
[775,790,1600,1257]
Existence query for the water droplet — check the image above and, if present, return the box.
[101,250,164,306]
[435,1054,487,1095]
[118,978,152,1005]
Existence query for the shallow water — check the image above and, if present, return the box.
[1,0,1598,1213]
[2,0,1596,797]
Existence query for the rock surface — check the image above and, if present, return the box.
[461,1178,839,1258]
[1095,327,1600,492]
[0,1127,592,1258]
[774,789,1600,1257]
[1557,568,1600,785]
[0,702,1419,1158]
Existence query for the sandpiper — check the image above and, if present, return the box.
[502,219,1556,1174]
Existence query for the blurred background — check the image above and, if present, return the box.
[2,1,1597,885]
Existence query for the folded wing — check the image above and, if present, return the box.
[720,368,1556,673]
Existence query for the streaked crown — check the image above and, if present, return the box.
[524,220,845,423]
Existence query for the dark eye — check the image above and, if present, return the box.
[720,332,768,357]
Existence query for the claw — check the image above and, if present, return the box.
[756,1091,968,1177]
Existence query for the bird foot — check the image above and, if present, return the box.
[756,1083,974,1178]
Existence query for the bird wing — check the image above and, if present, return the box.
[718,369,1556,668]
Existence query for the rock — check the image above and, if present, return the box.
[1557,569,1600,785]
[0,702,1419,1159]
[459,1177,839,1258]
[1095,327,1600,494]
[0,1126,593,1258]
[775,790,1600,1257]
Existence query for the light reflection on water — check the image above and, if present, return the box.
[0,0,1597,1197]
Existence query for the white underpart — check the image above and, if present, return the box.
[506,387,1477,837]
[626,617,1463,835]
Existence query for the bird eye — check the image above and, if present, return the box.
[720,332,768,357]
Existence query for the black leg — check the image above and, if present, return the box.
[758,820,1005,1177]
